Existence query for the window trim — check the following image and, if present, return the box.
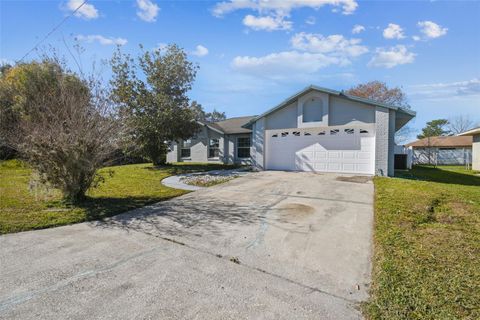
[236,136,251,159]
[180,139,192,159]
[208,138,220,159]
[180,148,191,159]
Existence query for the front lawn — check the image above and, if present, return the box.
[365,166,480,319]
[0,160,236,234]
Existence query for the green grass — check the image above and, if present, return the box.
[364,165,480,320]
[0,160,237,234]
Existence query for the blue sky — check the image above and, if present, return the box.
[1,0,479,141]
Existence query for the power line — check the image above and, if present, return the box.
[18,0,88,62]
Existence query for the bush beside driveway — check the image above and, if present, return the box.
[0,160,237,234]
[365,166,480,319]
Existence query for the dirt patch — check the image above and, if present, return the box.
[276,203,315,219]
[336,176,372,184]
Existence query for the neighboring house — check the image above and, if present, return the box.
[405,136,473,165]
[458,127,480,170]
[167,85,416,176]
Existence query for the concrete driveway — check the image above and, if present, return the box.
[0,171,373,319]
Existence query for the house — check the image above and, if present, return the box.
[405,136,473,165]
[458,127,480,170]
[167,85,416,176]
[166,116,255,166]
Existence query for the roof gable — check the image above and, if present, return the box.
[243,85,416,128]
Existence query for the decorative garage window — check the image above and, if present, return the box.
[293,131,300,136]
[281,132,289,137]
[360,129,369,134]
[344,128,354,135]
[318,131,326,135]
[272,134,278,138]
[304,132,311,136]
[237,137,251,158]
[330,129,340,135]
[181,139,191,158]
[208,138,220,158]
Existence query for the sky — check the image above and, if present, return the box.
[1,0,479,142]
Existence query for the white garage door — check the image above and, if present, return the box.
[265,126,375,175]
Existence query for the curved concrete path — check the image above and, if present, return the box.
[161,168,251,191]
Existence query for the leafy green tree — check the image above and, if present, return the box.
[206,109,227,122]
[417,119,450,139]
[190,100,226,123]
[110,44,200,165]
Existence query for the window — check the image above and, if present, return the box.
[272,134,278,138]
[181,139,191,158]
[237,137,251,159]
[318,131,326,135]
[292,131,300,136]
[304,132,311,136]
[344,128,354,135]
[330,129,339,135]
[303,98,323,123]
[360,129,369,134]
[281,132,289,137]
[208,138,220,158]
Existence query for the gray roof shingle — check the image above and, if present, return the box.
[202,116,255,134]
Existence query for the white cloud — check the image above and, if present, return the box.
[243,14,292,31]
[136,0,160,22]
[67,0,98,20]
[291,32,368,64]
[383,23,405,39]
[213,0,357,31]
[412,35,421,41]
[75,34,128,46]
[305,16,316,25]
[418,21,447,39]
[232,51,341,79]
[213,0,358,17]
[368,45,415,68]
[191,45,209,57]
[410,78,480,99]
[231,31,369,79]
[352,24,365,34]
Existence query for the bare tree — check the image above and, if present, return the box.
[2,58,120,202]
[346,81,415,144]
[447,115,476,135]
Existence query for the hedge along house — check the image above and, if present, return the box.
[405,136,473,166]
[167,85,416,176]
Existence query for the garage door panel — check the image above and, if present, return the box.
[266,127,375,175]
[328,163,341,171]
[315,151,327,159]
[343,151,355,159]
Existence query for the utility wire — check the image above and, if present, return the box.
[18,0,88,62]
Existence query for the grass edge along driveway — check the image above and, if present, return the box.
[364,166,480,320]
[0,160,238,234]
